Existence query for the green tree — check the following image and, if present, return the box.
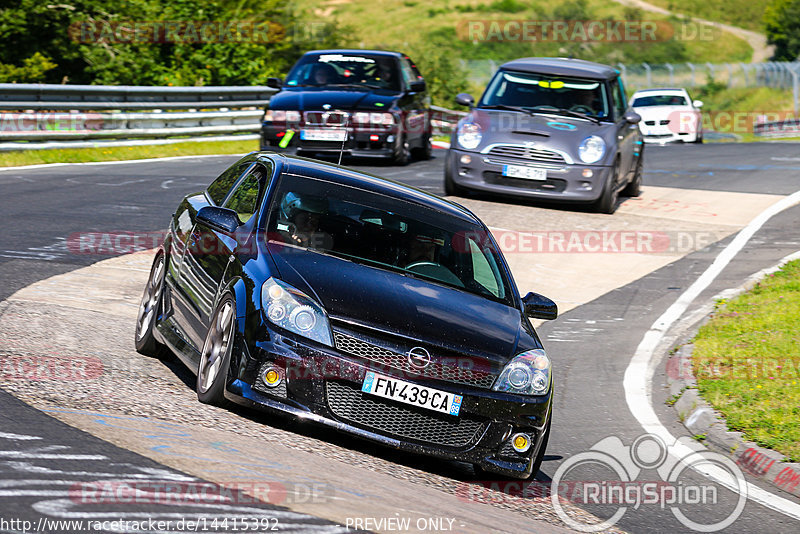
[764,0,800,60]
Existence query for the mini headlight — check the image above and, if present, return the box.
[457,120,482,150]
[578,135,606,164]
[261,278,333,346]
[493,349,551,395]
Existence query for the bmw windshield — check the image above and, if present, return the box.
[284,53,402,92]
[266,174,514,304]
[479,70,611,121]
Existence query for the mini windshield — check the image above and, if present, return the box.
[479,70,610,120]
[266,174,513,304]
[632,94,688,107]
[284,53,402,92]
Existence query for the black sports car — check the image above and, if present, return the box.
[135,152,557,479]
[260,49,431,165]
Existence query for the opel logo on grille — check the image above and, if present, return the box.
[407,347,431,369]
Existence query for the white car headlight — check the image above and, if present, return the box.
[493,349,551,395]
[457,121,482,150]
[261,278,333,346]
[264,110,300,122]
[578,135,606,164]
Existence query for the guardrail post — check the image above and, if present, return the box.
[726,63,734,88]
[740,63,749,86]
[790,64,800,117]
[665,63,674,86]
[706,62,715,84]
[642,63,652,86]
[687,62,695,86]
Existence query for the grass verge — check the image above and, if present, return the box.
[691,259,800,461]
[0,138,259,168]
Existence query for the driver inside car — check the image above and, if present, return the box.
[278,192,334,250]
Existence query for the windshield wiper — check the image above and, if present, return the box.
[479,104,536,115]
[530,106,601,124]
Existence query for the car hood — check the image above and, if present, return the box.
[268,88,400,112]
[633,105,695,122]
[469,108,617,161]
[267,245,527,364]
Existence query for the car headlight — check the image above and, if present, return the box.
[264,110,301,122]
[578,135,606,164]
[493,349,551,395]
[457,121,482,150]
[353,112,395,125]
[261,278,333,346]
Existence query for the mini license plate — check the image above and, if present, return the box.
[361,371,463,416]
[300,129,347,142]
[502,165,547,181]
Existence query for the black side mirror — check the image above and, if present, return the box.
[267,77,282,89]
[522,292,558,320]
[197,206,241,235]
[624,111,641,124]
[409,80,426,93]
[455,93,475,107]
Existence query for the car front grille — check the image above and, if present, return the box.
[333,330,496,389]
[304,111,350,126]
[483,172,567,192]
[326,380,487,448]
[485,145,566,165]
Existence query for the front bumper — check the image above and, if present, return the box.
[639,125,698,144]
[225,325,552,479]
[446,148,611,202]
[261,124,399,159]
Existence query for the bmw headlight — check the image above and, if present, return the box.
[353,112,395,125]
[261,278,333,346]
[264,110,301,122]
[457,120,482,150]
[578,135,606,164]
[493,349,551,395]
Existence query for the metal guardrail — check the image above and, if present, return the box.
[0,84,275,151]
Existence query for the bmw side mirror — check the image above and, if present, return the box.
[409,80,426,93]
[455,93,475,108]
[197,206,241,235]
[267,77,282,89]
[522,292,558,320]
[693,100,704,108]
[624,111,641,124]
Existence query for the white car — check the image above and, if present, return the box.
[629,88,703,144]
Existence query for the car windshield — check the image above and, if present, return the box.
[479,70,610,120]
[284,53,402,92]
[266,174,513,304]
[632,94,687,107]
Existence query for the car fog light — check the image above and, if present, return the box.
[261,366,283,387]
[387,135,395,143]
[580,181,592,189]
[511,433,531,453]
[582,169,593,178]
[459,167,469,176]
[460,154,472,164]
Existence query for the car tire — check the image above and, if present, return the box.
[693,131,704,144]
[392,134,410,166]
[622,156,643,197]
[197,296,236,406]
[412,134,433,160]
[593,159,620,214]
[135,253,168,358]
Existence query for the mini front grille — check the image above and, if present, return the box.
[333,330,496,389]
[485,145,566,164]
[326,380,487,448]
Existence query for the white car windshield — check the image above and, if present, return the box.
[632,94,688,107]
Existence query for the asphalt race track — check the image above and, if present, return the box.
[1,143,800,533]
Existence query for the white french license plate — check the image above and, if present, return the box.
[361,371,463,416]
[502,165,547,181]
[300,129,347,142]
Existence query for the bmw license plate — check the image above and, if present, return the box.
[300,129,347,142]
[361,371,463,416]
[502,165,547,181]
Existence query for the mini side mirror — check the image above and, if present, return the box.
[522,292,558,320]
[455,93,475,107]
[197,206,241,235]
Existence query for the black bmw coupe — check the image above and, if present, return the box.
[135,152,557,479]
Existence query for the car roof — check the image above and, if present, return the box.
[303,49,405,59]
[499,57,618,80]
[261,153,481,224]
[632,88,688,94]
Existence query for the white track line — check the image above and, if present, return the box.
[623,189,800,520]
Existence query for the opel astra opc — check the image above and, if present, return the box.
[135,152,557,479]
